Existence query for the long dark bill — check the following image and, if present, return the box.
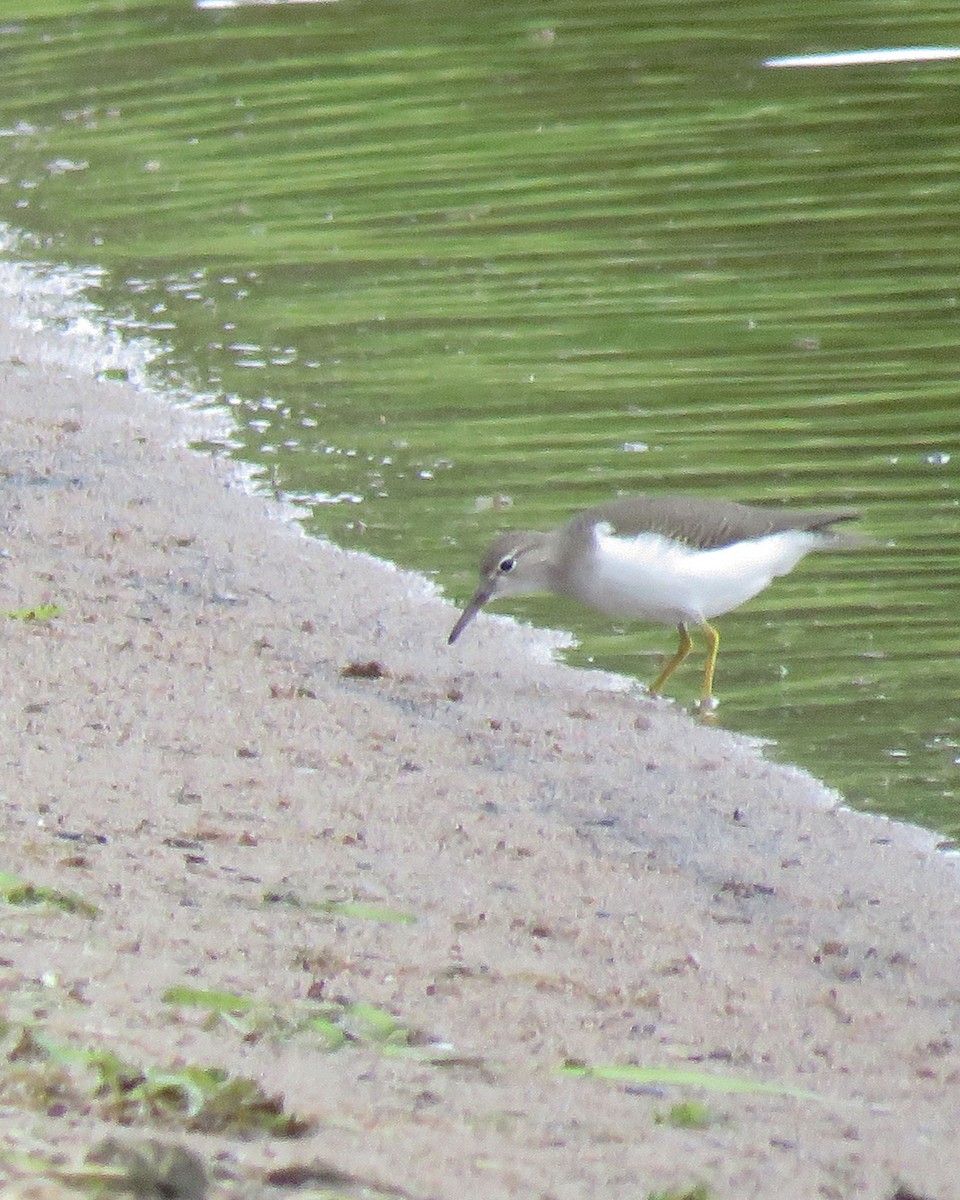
[448,586,493,644]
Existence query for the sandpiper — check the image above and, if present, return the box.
[448,493,862,708]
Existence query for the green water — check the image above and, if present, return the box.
[1,0,958,836]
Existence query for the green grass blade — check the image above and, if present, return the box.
[560,1061,825,1102]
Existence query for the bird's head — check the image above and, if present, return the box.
[448,530,554,644]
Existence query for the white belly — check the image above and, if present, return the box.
[570,528,822,625]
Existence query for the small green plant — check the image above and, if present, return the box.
[0,871,97,917]
[263,888,416,924]
[3,604,61,622]
[1,1023,312,1139]
[3,1137,208,1199]
[162,985,421,1056]
[654,1100,718,1130]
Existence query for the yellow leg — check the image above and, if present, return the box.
[650,623,693,695]
[698,620,720,710]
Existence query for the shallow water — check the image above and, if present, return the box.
[0,0,958,834]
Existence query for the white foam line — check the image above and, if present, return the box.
[765,47,960,68]
[196,0,338,8]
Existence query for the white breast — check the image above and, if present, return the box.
[569,526,822,625]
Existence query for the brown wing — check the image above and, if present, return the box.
[575,494,860,550]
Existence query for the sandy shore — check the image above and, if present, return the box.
[1,288,958,1200]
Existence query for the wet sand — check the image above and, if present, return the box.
[1,290,959,1199]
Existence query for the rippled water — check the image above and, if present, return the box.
[1,0,958,835]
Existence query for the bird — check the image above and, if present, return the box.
[447,493,862,709]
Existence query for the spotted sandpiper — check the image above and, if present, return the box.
[448,494,862,708]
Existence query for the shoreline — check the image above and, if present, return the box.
[1,286,959,1199]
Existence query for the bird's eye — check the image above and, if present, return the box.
[498,556,516,573]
